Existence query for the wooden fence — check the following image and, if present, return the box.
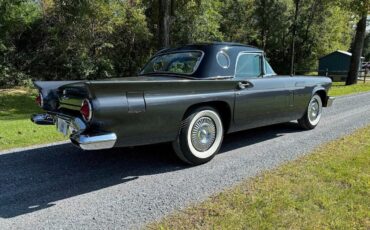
[294,69,369,83]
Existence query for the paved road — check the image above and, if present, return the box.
[1,92,370,229]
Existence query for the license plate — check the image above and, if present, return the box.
[57,118,69,136]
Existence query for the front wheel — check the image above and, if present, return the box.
[298,94,323,130]
[172,107,224,165]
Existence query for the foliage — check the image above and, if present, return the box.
[220,0,258,45]
[171,0,224,44]
[23,0,152,80]
[0,0,361,86]
[0,0,42,87]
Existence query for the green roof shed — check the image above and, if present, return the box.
[318,50,364,82]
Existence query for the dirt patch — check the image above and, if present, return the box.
[0,88,30,95]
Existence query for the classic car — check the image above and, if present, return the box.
[31,42,335,165]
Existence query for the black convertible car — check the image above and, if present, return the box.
[32,42,334,165]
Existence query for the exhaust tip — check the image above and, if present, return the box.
[31,114,55,125]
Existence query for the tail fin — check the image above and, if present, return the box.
[33,80,82,111]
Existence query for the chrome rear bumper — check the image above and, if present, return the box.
[32,113,117,150]
[70,132,117,150]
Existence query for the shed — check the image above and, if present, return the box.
[318,50,364,82]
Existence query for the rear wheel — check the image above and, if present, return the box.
[172,107,224,165]
[298,94,323,130]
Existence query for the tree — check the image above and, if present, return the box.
[21,0,152,80]
[220,0,257,44]
[158,0,174,48]
[168,0,223,45]
[0,0,359,86]
[0,0,41,86]
[290,0,300,75]
[346,0,369,85]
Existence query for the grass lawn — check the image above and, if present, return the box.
[330,81,370,96]
[0,88,66,151]
[152,126,370,229]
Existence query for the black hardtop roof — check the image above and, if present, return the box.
[156,42,263,55]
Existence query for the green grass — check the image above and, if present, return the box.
[152,126,370,229]
[0,88,66,151]
[330,82,370,96]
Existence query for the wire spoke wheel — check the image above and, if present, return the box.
[190,117,217,152]
[172,107,224,165]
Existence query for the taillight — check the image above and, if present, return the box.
[80,99,92,122]
[35,93,43,107]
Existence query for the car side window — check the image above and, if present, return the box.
[235,53,262,78]
[264,59,276,75]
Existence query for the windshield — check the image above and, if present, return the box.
[140,51,203,75]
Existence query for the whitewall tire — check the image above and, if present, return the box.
[172,107,224,165]
[298,94,323,130]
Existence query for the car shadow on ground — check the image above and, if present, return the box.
[0,122,302,218]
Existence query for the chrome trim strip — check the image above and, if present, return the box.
[216,51,231,69]
[39,92,44,107]
[70,132,117,150]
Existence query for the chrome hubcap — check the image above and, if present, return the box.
[308,97,321,124]
[191,117,216,152]
[309,100,319,120]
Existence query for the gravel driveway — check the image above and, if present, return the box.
[1,92,370,229]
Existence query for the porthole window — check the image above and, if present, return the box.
[216,51,230,69]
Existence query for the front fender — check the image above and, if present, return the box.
[312,86,327,97]
[312,86,334,107]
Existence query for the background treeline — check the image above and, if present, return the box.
[0,0,368,87]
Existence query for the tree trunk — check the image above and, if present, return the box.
[260,0,267,50]
[158,0,171,49]
[290,0,300,75]
[346,14,367,85]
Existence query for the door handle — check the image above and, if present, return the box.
[237,81,253,89]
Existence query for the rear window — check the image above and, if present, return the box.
[140,51,203,75]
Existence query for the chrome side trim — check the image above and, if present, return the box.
[326,96,335,107]
[70,132,117,150]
